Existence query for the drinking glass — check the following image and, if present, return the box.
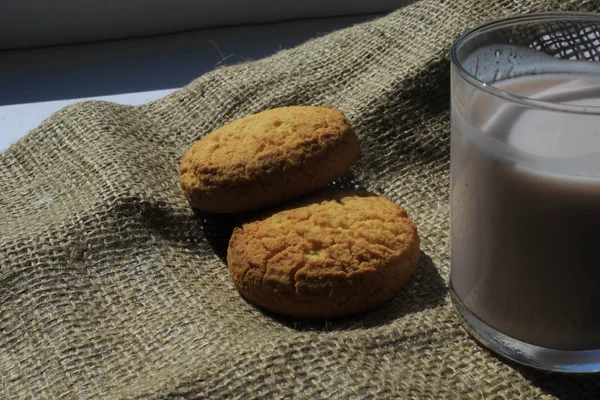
[450,12,600,373]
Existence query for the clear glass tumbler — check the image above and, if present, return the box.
[450,13,600,373]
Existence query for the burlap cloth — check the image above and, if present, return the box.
[2,1,600,398]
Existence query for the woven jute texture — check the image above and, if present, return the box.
[2,1,600,398]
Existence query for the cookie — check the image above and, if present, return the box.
[179,106,359,213]
[227,189,420,318]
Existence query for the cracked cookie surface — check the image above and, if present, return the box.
[179,106,359,213]
[227,189,420,318]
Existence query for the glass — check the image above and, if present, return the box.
[450,13,600,373]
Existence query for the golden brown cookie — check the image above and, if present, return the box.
[179,106,359,213]
[227,189,420,318]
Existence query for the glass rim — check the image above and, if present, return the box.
[450,12,600,116]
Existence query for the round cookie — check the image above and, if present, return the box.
[227,189,420,318]
[179,106,359,213]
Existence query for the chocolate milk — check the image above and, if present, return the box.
[451,74,600,350]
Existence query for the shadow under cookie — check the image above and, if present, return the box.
[193,171,439,327]
[264,251,448,331]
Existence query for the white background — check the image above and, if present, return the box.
[0,0,411,49]
[0,1,413,151]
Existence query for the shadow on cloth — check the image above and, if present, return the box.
[192,171,447,330]
[355,57,452,172]
[514,360,600,399]
[270,251,447,331]
[459,323,600,399]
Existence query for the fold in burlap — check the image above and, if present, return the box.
[2,1,600,398]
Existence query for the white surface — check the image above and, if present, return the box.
[0,89,176,151]
[0,0,413,49]
[0,15,377,152]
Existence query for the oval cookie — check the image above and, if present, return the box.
[227,189,420,318]
[179,106,359,213]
